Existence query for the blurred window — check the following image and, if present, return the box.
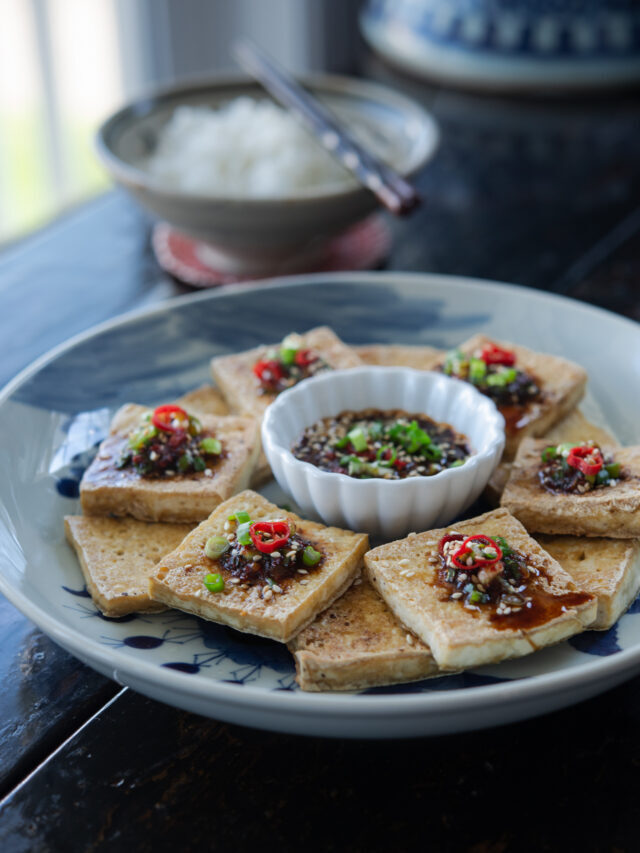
[0,0,360,244]
[0,0,126,242]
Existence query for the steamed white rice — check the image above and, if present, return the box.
[143,97,356,197]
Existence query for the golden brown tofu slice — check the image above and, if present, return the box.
[289,576,439,691]
[501,438,640,538]
[81,406,260,523]
[364,508,596,671]
[535,535,640,630]
[64,515,193,617]
[149,490,369,643]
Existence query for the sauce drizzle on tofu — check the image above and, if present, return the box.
[437,532,592,630]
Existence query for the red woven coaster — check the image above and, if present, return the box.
[152,216,391,288]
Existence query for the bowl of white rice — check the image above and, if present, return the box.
[96,75,438,275]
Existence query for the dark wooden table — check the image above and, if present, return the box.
[1,63,640,852]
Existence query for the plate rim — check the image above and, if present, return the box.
[2,270,640,721]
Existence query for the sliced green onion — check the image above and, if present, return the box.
[229,510,251,524]
[178,453,191,472]
[585,474,596,485]
[486,368,517,387]
[494,536,512,557]
[188,415,202,435]
[450,459,465,468]
[376,444,397,466]
[302,546,322,566]
[205,535,230,559]
[193,456,206,472]
[204,573,225,593]
[469,358,487,384]
[423,444,443,461]
[605,462,621,478]
[280,347,297,365]
[541,446,558,462]
[556,443,574,457]
[128,426,156,450]
[469,590,483,604]
[236,521,252,546]
[200,437,222,455]
[347,426,368,452]
[596,469,610,485]
[334,435,350,449]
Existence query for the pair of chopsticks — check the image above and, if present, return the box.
[233,39,421,216]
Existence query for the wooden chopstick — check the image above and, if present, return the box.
[233,39,421,216]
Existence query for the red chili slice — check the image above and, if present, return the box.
[479,344,516,366]
[438,533,466,557]
[451,535,503,570]
[294,348,316,367]
[253,359,285,388]
[567,445,603,476]
[151,404,189,434]
[249,521,291,554]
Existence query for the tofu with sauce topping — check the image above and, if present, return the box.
[438,334,587,460]
[80,403,260,523]
[148,490,369,643]
[501,438,640,537]
[364,508,597,671]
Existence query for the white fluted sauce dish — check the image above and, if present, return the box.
[261,366,505,539]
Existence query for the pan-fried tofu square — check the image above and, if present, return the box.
[438,334,587,459]
[501,438,640,537]
[81,404,260,523]
[354,344,443,371]
[210,326,362,420]
[64,515,193,617]
[535,535,640,630]
[148,490,369,643]
[364,507,596,671]
[289,576,439,692]
[484,408,619,507]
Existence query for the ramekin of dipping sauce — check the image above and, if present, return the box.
[261,366,505,538]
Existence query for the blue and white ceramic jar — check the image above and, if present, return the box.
[361,0,640,91]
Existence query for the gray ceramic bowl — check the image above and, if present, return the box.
[95,74,439,274]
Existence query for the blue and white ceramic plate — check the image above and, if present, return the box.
[0,272,639,738]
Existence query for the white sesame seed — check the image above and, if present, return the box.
[405,571,415,578]
[300,579,308,585]
[230,577,240,584]
[353,578,362,585]
[451,592,463,599]
[224,521,231,531]
[252,555,262,562]
[271,551,281,559]
[398,559,410,567]
[263,588,273,600]
[297,569,308,575]
[286,551,296,559]
[272,584,283,594]
[226,533,235,542]
[405,634,414,645]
